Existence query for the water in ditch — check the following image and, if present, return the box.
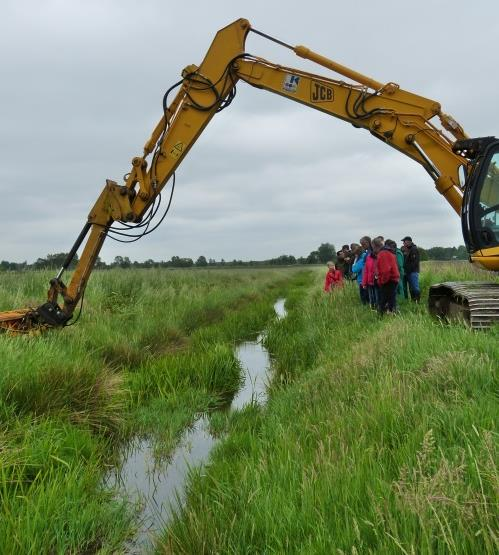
[105,298,286,553]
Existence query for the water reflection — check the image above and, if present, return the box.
[274,298,286,319]
[106,298,286,552]
[105,416,214,553]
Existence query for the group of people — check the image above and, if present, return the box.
[324,236,421,314]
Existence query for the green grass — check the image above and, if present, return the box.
[1,262,496,553]
[161,263,499,554]
[0,266,310,553]
[0,410,131,554]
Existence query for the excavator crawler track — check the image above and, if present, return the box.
[429,281,499,330]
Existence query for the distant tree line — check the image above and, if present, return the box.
[422,245,468,261]
[0,243,469,272]
[0,252,81,272]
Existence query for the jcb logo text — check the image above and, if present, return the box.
[311,82,334,102]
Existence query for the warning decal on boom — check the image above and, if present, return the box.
[169,142,185,160]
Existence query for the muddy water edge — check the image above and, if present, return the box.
[105,298,287,553]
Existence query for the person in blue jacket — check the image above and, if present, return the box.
[352,236,371,305]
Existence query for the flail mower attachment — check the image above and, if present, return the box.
[0,302,70,334]
[0,308,41,334]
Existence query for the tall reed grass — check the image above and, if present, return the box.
[0,266,309,552]
[163,263,498,554]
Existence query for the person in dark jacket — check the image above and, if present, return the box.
[400,244,409,299]
[336,245,352,279]
[401,236,420,301]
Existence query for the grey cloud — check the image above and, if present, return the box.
[1,0,495,263]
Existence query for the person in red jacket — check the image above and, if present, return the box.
[324,261,343,293]
[373,237,400,313]
[361,249,377,309]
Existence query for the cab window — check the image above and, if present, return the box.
[476,152,499,246]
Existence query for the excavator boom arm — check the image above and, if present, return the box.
[234,55,467,213]
[2,18,487,332]
[41,18,251,325]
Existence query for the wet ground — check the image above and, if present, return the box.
[105,298,286,553]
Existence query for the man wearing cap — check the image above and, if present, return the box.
[401,236,420,301]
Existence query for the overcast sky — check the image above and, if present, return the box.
[1,0,498,263]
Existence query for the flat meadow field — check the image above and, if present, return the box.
[0,263,497,554]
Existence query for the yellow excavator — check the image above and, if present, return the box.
[1,18,499,332]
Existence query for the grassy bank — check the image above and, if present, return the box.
[163,262,498,554]
[0,267,310,553]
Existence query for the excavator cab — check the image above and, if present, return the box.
[428,137,499,329]
[461,137,499,258]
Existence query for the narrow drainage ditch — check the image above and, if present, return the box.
[105,297,287,553]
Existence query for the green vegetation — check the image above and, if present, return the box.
[0,262,497,553]
[162,262,498,554]
[0,267,309,553]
